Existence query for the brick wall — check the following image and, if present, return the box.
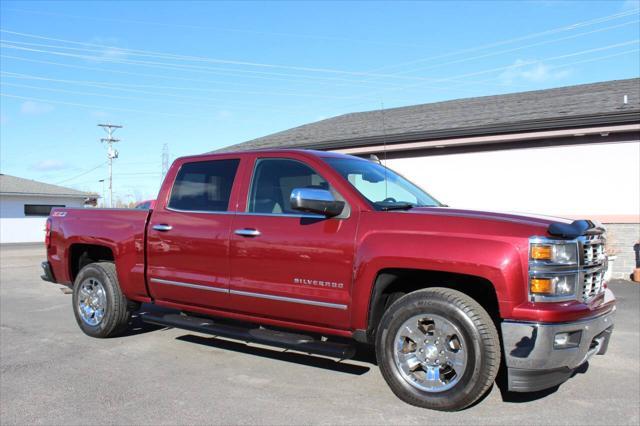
[605,223,640,280]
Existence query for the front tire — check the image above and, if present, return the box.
[376,287,500,411]
[72,262,132,338]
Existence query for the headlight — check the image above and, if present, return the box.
[529,237,580,302]
[530,274,578,298]
[530,241,578,265]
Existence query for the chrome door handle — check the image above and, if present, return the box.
[234,228,261,237]
[153,224,173,232]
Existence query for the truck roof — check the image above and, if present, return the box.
[176,148,359,163]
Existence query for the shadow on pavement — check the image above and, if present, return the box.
[176,334,371,376]
[117,312,168,337]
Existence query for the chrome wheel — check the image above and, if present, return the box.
[393,313,468,392]
[77,278,107,326]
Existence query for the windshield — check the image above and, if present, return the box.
[323,157,441,210]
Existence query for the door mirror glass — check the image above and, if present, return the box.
[290,188,345,217]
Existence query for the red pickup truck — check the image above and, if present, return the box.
[42,149,615,411]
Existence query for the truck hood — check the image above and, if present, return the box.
[408,207,573,230]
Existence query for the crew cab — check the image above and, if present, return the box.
[42,149,615,411]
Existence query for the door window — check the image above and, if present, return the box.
[248,158,328,214]
[168,159,239,212]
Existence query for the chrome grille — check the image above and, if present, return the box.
[582,269,605,302]
[581,235,606,267]
[579,234,607,302]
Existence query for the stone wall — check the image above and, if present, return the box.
[605,223,640,280]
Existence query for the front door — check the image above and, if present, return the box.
[229,157,357,329]
[147,157,240,309]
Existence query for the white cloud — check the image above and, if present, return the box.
[499,59,571,85]
[91,110,109,119]
[215,110,232,119]
[20,101,54,115]
[31,159,69,172]
[86,37,128,62]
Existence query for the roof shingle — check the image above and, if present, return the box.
[218,78,640,152]
[0,174,93,198]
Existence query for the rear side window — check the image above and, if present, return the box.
[168,159,240,212]
[24,204,65,216]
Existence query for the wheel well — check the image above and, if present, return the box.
[364,268,500,343]
[69,244,114,281]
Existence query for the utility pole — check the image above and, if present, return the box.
[98,179,105,207]
[98,123,122,208]
[161,143,169,179]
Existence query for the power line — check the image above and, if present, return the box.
[0,41,496,93]
[1,31,542,89]
[3,8,634,95]
[342,39,640,107]
[3,8,638,77]
[0,70,360,101]
[368,8,640,73]
[395,19,639,76]
[0,81,306,114]
[4,43,635,120]
[0,93,197,118]
[1,42,432,87]
[0,54,405,91]
[55,162,106,184]
[0,30,465,82]
[2,8,426,48]
[380,48,640,106]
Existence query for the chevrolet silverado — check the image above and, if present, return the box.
[42,149,615,411]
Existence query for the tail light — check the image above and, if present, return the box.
[45,218,52,247]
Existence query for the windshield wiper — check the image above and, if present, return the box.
[378,202,415,211]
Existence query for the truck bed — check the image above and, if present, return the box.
[47,208,152,301]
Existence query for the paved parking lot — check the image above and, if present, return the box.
[1,244,638,425]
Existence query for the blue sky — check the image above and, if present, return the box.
[1,0,639,202]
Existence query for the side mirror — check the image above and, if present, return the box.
[290,188,345,217]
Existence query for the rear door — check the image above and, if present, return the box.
[146,156,241,309]
[228,155,358,329]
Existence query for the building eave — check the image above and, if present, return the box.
[0,192,91,198]
[296,110,640,152]
[333,123,640,156]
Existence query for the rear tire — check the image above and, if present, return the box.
[72,262,132,338]
[376,287,500,411]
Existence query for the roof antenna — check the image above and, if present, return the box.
[379,100,389,201]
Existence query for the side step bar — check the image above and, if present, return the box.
[142,313,356,359]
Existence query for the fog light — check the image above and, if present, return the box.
[554,331,582,349]
[554,333,569,346]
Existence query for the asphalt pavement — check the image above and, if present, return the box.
[1,244,638,425]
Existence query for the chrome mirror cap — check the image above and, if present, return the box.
[290,188,345,217]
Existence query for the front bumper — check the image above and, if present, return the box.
[502,299,615,392]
